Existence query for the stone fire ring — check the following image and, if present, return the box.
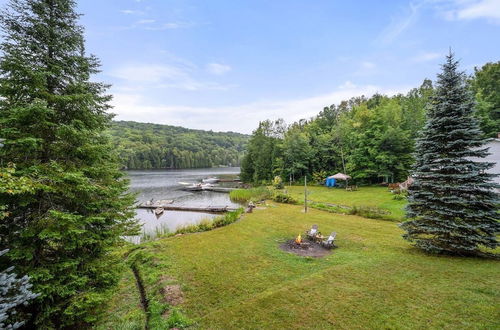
[279,239,334,258]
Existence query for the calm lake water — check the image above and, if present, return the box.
[126,167,241,238]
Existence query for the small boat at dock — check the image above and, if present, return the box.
[154,207,164,215]
[202,177,219,184]
[182,183,204,191]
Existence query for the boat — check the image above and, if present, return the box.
[202,177,219,184]
[154,207,164,215]
[182,183,204,191]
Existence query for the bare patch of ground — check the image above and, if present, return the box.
[279,239,334,258]
[160,284,184,306]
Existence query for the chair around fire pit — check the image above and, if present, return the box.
[306,224,320,240]
[321,232,337,249]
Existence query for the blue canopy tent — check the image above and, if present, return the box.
[325,176,336,187]
[325,173,351,187]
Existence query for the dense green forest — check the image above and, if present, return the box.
[241,61,500,184]
[108,121,249,169]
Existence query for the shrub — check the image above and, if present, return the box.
[273,176,284,189]
[229,187,272,203]
[272,192,298,204]
[349,206,390,220]
[393,193,407,201]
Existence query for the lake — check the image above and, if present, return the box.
[126,167,241,239]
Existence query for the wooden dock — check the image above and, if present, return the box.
[203,187,236,193]
[180,186,236,193]
[137,204,238,213]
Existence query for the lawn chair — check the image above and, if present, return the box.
[321,232,337,249]
[306,224,320,240]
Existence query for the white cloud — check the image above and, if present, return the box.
[377,2,423,44]
[446,0,500,23]
[110,82,411,133]
[110,63,232,91]
[206,63,232,75]
[115,21,193,31]
[111,64,185,84]
[411,51,442,62]
[137,19,155,24]
[377,0,500,44]
[120,9,143,15]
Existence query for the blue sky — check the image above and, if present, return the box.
[3,0,500,133]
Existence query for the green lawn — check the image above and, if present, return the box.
[287,185,407,220]
[96,258,146,330]
[100,200,500,329]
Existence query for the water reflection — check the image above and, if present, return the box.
[126,167,241,238]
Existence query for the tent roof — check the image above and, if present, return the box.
[328,173,351,180]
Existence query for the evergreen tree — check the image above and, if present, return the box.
[401,54,499,256]
[0,0,136,327]
[0,165,38,329]
[1,249,38,329]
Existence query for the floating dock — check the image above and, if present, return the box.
[180,186,236,193]
[137,204,238,213]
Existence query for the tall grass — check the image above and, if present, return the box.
[310,202,393,221]
[229,187,272,203]
[139,223,171,243]
[136,208,245,243]
[175,208,244,234]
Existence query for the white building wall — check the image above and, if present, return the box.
[485,140,500,185]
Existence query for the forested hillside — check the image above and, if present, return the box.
[109,121,249,169]
[241,61,500,184]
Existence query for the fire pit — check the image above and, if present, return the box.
[292,234,310,249]
[280,234,333,258]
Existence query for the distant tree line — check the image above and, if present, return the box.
[241,61,499,184]
[108,121,249,169]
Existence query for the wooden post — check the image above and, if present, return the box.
[304,176,308,213]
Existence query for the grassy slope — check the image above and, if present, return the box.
[287,185,407,220]
[95,265,146,329]
[105,202,500,329]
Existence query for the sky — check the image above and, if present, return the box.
[3,0,500,133]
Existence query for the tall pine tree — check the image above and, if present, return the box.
[401,53,499,256]
[0,0,136,327]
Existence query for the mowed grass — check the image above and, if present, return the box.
[96,253,146,330]
[287,185,407,220]
[111,203,500,329]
